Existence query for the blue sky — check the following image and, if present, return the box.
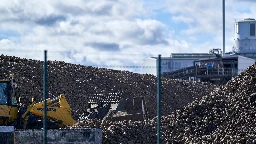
[0,0,256,72]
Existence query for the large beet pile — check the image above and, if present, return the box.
[3,54,256,143]
[0,55,215,120]
[74,63,256,143]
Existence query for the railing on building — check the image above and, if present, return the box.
[162,65,238,85]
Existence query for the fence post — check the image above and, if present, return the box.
[157,55,161,144]
[43,50,48,144]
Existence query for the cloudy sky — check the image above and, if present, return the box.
[0,0,256,72]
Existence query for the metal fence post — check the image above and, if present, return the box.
[157,55,161,144]
[223,0,225,56]
[43,50,48,144]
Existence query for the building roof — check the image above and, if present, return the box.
[170,53,216,58]
[150,53,217,60]
[238,18,256,23]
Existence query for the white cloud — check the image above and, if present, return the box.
[0,0,255,73]
[166,0,223,35]
[172,16,195,24]
[0,39,15,49]
[164,0,256,53]
[0,0,187,70]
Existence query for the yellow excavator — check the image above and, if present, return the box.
[0,74,76,129]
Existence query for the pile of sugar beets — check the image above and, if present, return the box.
[1,55,256,143]
[73,64,256,143]
[0,54,215,120]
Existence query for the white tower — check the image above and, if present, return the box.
[234,18,256,54]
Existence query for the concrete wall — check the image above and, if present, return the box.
[15,128,102,144]
[238,56,255,74]
[142,57,157,75]
[0,126,14,144]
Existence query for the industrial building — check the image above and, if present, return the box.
[142,50,220,75]
[232,18,256,59]
[143,18,256,85]
[162,55,254,85]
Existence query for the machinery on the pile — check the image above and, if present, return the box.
[83,94,147,121]
[0,73,146,130]
[0,74,76,129]
[109,96,147,121]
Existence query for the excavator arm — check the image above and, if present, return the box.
[21,94,76,129]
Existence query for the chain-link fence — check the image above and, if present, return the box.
[0,53,255,143]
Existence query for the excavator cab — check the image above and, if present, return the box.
[0,74,18,125]
[0,74,77,129]
[0,81,17,106]
[0,81,10,105]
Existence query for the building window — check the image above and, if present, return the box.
[250,23,255,36]
[236,23,239,34]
